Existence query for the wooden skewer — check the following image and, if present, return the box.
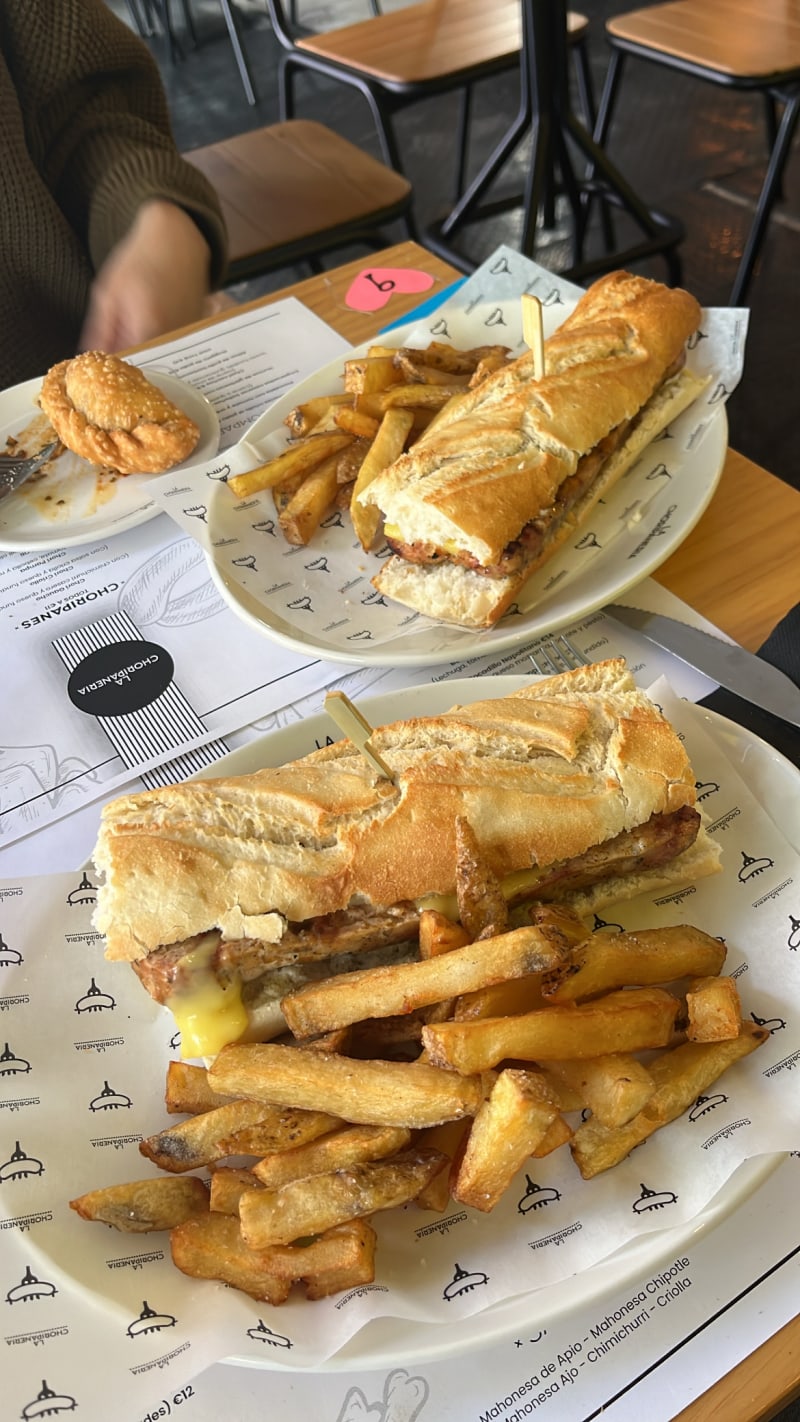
[521,293,545,379]
[324,690,396,782]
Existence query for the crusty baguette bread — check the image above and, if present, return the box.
[359,271,705,627]
[373,366,709,627]
[93,661,720,964]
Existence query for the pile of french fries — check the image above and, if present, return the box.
[71,822,767,1306]
[225,339,513,549]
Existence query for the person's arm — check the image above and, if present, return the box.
[80,198,213,352]
[3,0,227,313]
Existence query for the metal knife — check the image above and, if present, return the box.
[606,604,800,730]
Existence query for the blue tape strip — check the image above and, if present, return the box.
[378,278,468,333]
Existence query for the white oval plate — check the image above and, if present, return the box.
[199,678,793,1373]
[207,303,727,667]
[0,369,220,552]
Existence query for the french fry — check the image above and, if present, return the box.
[454,974,548,1021]
[209,1167,264,1215]
[279,451,341,546]
[228,430,352,499]
[344,355,403,395]
[280,924,568,1039]
[333,406,381,440]
[546,1053,656,1127]
[350,407,414,550]
[370,383,466,411]
[252,1124,411,1190]
[284,393,351,436]
[258,1218,377,1286]
[70,1176,209,1232]
[170,1211,292,1303]
[239,1147,446,1247]
[542,926,727,1003]
[686,975,742,1041]
[414,1118,470,1211]
[455,815,509,941]
[452,1070,561,1212]
[165,1061,236,1115]
[421,988,681,1074]
[140,1100,341,1172]
[208,1043,485,1129]
[140,1099,276,1173]
[528,902,592,945]
[570,1022,769,1178]
[370,341,508,374]
[215,1108,343,1158]
[418,908,470,959]
[470,350,512,385]
[336,439,370,485]
[272,467,308,517]
[392,351,471,386]
[531,1114,574,1157]
[302,1220,377,1299]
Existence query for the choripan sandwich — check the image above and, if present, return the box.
[358,271,708,627]
[92,661,720,1057]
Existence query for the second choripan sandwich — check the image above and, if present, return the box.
[358,271,708,627]
[92,661,720,1056]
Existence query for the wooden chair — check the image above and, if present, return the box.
[594,0,800,303]
[264,0,593,200]
[184,120,414,283]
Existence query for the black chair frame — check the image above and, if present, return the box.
[264,0,520,193]
[593,36,800,305]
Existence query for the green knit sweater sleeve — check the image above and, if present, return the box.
[1,0,228,284]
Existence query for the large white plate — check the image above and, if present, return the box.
[0,368,220,552]
[207,304,727,667]
[201,678,793,1374]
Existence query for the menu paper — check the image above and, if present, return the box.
[2,686,799,1421]
[0,301,352,850]
[149,247,749,659]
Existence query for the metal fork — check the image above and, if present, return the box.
[0,439,60,503]
[528,632,590,675]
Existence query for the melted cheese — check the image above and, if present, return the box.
[416,867,544,919]
[168,940,248,1059]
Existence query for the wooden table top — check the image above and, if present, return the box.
[149,242,800,1420]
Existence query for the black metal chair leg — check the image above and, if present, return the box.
[730,88,800,304]
[454,85,474,199]
[179,0,197,48]
[763,92,785,201]
[218,0,256,104]
[278,53,295,120]
[359,85,405,171]
[439,103,531,239]
[589,49,627,253]
[572,36,596,131]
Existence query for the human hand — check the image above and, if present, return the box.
[80,199,213,352]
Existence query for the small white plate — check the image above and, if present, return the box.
[206,303,727,667]
[0,369,220,552]
[203,681,793,1373]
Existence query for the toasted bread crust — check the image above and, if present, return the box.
[93,661,716,963]
[360,272,702,615]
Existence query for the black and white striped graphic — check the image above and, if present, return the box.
[52,611,228,777]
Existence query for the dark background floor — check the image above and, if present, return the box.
[113,0,800,496]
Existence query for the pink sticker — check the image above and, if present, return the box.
[345,267,436,313]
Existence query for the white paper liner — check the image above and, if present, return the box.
[2,682,800,1419]
[148,247,749,663]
